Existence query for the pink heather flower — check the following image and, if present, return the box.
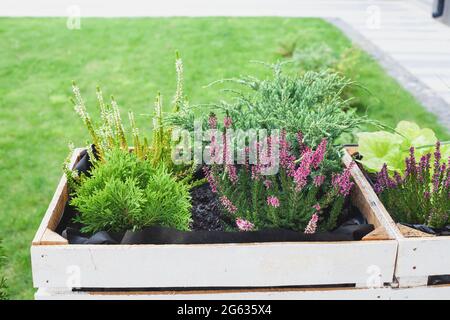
[312,138,327,169]
[418,154,431,182]
[279,130,296,173]
[263,179,272,189]
[393,171,403,185]
[220,195,237,214]
[304,213,319,234]
[332,162,355,196]
[222,132,231,164]
[202,166,218,193]
[374,164,392,193]
[406,146,417,176]
[313,175,325,187]
[226,164,238,184]
[445,163,450,189]
[236,218,254,231]
[208,114,217,129]
[432,141,442,192]
[209,133,221,163]
[267,196,280,208]
[292,150,314,191]
[313,203,321,211]
[223,116,232,129]
[251,165,261,181]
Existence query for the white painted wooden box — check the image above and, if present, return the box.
[31,148,399,297]
[346,147,450,289]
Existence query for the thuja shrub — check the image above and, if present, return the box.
[70,149,192,233]
[204,119,355,232]
[374,142,449,228]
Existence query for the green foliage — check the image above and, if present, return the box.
[71,149,192,233]
[374,143,449,228]
[169,64,368,168]
[358,121,449,173]
[290,44,364,111]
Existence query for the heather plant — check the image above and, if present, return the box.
[70,148,192,233]
[373,142,449,228]
[70,54,194,181]
[204,119,355,232]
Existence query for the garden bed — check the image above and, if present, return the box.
[31,147,398,292]
[347,146,450,288]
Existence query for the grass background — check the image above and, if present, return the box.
[0,17,448,299]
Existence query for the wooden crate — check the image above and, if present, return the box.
[346,147,450,288]
[31,148,398,296]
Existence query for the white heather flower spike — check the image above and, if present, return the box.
[173,57,184,109]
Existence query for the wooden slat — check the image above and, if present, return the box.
[31,240,397,289]
[32,148,84,246]
[362,226,389,241]
[342,148,402,240]
[397,224,435,238]
[40,228,69,245]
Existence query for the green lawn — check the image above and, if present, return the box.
[0,17,448,299]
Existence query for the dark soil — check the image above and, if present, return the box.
[189,182,226,231]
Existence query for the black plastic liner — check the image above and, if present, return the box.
[62,222,373,245]
[399,223,450,236]
[57,197,374,245]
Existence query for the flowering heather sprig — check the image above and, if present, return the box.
[332,162,355,196]
[432,141,442,192]
[220,195,237,214]
[226,164,238,184]
[292,150,314,191]
[374,163,396,193]
[208,113,217,129]
[251,165,261,181]
[304,213,319,234]
[223,116,233,129]
[313,175,325,187]
[405,147,417,176]
[279,130,296,173]
[312,138,327,169]
[313,203,321,211]
[236,218,254,231]
[417,154,431,182]
[172,56,184,111]
[263,179,272,189]
[267,196,280,208]
[203,166,218,193]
